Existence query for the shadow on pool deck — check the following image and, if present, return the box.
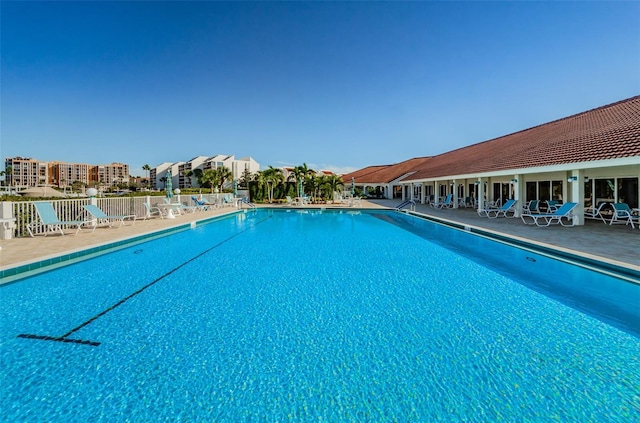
[0,199,638,276]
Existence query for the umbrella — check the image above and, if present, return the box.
[298,179,303,198]
[233,179,238,197]
[351,177,355,196]
[165,170,173,199]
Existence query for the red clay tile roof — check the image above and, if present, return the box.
[407,96,640,180]
[342,157,432,184]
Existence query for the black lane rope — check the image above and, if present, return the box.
[17,215,273,347]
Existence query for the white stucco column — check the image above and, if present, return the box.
[512,175,522,217]
[452,180,459,209]
[569,170,585,225]
[477,178,485,210]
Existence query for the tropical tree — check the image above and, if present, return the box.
[262,166,284,203]
[322,174,344,203]
[251,170,267,202]
[287,163,314,196]
[200,169,219,193]
[192,168,203,188]
[239,168,252,189]
[142,164,151,189]
[182,169,193,188]
[304,173,320,199]
[214,166,233,193]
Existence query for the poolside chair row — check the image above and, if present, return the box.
[27,202,136,237]
[28,197,225,237]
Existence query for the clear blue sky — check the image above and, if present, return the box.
[2,1,639,177]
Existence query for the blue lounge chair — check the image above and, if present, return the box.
[431,194,453,209]
[191,196,216,210]
[609,203,638,228]
[27,201,88,237]
[83,204,136,230]
[523,200,540,214]
[479,199,518,218]
[521,202,578,227]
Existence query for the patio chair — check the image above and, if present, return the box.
[609,203,638,228]
[83,204,136,230]
[143,202,163,220]
[431,194,453,209]
[523,200,540,214]
[285,196,297,206]
[479,199,518,218]
[520,202,578,227]
[546,200,560,213]
[584,202,608,224]
[27,201,89,237]
[191,196,215,211]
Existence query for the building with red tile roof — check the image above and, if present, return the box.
[342,157,432,199]
[347,96,640,225]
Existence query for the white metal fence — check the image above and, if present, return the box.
[3,193,242,238]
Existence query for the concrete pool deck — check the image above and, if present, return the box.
[1,199,638,278]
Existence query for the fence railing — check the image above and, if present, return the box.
[3,194,244,238]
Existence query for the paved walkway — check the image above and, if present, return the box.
[1,199,638,277]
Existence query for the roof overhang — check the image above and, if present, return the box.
[400,156,639,184]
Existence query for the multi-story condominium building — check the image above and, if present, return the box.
[49,161,91,188]
[90,163,130,188]
[152,155,260,190]
[3,157,130,189]
[4,157,48,188]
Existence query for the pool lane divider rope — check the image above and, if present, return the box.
[17,215,273,347]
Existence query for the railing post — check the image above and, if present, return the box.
[0,201,16,240]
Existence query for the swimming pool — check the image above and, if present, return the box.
[1,209,639,421]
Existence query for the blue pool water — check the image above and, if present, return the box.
[1,209,639,421]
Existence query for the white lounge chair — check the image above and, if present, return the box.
[83,204,136,230]
[431,194,453,209]
[584,202,609,224]
[286,196,297,206]
[27,201,89,237]
[143,202,163,220]
[479,199,518,218]
[521,202,578,227]
[523,200,540,214]
[609,203,638,228]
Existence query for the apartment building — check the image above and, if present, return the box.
[3,157,129,189]
[49,161,91,187]
[4,157,48,188]
[152,155,260,190]
[90,163,130,187]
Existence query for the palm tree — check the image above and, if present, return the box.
[262,166,284,203]
[200,169,218,193]
[323,174,344,203]
[302,173,316,200]
[288,163,312,192]
[182,170,193,188]
[142,164,151,189]
[214,166,233,193]
[251,170,267,202]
